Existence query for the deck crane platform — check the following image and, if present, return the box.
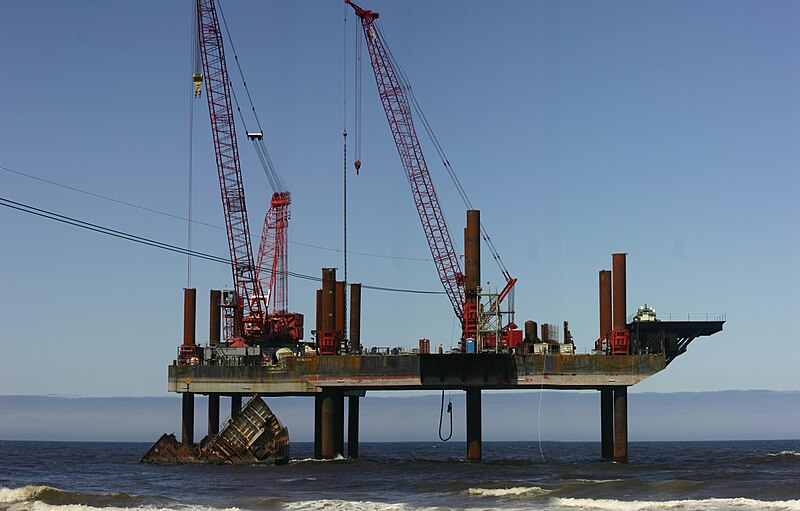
[195,0,302,346]
[346,0,518,349]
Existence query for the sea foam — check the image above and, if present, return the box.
[0,487,57,504]
[283,500,410,511]
[289,454,346,464]
[9,503,242,511]
[766,451,800,458]
[467,486,549,497]
[552,497,800,511]
[0,488,240,511]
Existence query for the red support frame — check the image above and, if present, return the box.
[318,331,340,355]
[609,330,630,355]
[257,192,291,313]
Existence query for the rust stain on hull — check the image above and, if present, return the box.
[169,353,668,394]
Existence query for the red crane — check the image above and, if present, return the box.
[196,0,301,344]
[346,0,465,320]
[256,190,302,342]
[347,0,517,345]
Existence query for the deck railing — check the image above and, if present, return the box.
[627,312,726,323]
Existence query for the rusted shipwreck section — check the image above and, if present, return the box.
[141,394,288,465]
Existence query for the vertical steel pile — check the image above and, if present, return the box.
[612,253,627,331]
[599,270,612,342]
[349,283,361,353]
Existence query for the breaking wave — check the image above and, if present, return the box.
[282,500,410,511]
[4,486,800,511]
[766,451,800,458]
[565,479,625,484]
[0,487,55,504]
[552,497,800,511]
[466,486,549,498]
[289,454,346,464]
[0,487,144,506]
[7,505,242,511]
[0,486,224,511]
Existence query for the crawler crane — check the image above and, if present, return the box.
[195,0,302,346]
[346,0,518,349]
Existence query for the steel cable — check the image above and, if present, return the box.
[375,22,512,281]
[0,196,444,295]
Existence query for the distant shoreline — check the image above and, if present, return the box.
[1,391,797,443]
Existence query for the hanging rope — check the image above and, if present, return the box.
[343,2,349,347]
[187,0,201,288]
[438,389,453,441]
[537,353,547,462]
[354,11,363,173]
[343,132,348,347]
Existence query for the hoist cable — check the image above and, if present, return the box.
[354,16,363,171]
[371,22,460,258]
[0,164,434,262]
[227,83,284,194]
[342,3,349,346]
[375,22,512,281]
[217,1,286,194]
[217,1,265,134]
[389,35,510,280]
[187,0,200,288]
[0,197,230,265]
[289,239,430,261]
[0,165,220,228]
[0,196,445,295]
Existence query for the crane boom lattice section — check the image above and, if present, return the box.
[197,0,263,334]
[257,192,291,313]
[351,5,464,321]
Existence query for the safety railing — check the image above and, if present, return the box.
[627,312,726,323]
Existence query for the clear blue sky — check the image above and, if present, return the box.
[1,1,797,397]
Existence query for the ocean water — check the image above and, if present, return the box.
[1,440,798,511]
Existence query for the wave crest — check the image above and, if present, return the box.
[283,500,409,511]
[289,455,346,464]
[0,486,59,504]
[467,486,548,497]
[553,497,800,511]
[0,486,216,511]
[766,451,800,458]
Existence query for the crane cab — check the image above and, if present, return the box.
[221,289,236,307]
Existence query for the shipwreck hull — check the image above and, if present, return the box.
[141,394,289,465]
